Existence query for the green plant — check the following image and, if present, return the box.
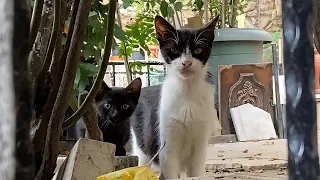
[187,0,247,28]
[263,31,282,60]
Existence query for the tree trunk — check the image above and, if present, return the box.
[13,0,34,178]
[32,0,72,173]
[0,1,16,179]
[35,0,93,179]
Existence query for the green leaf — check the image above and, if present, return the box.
[123,0,134,9]
[89,11,97,17]
[169,0,176,3]
[69,92,79,111]
[114,24,127,41]
[174,2,183,11]
[160,1,169,17]
[79,62,98,74]
[139,48,145,58]
[146,2,150,10]
[167,6,174,17]
[78,74,89,93]
[150,0,156,7]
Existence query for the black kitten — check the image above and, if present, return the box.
[95,78,142,156]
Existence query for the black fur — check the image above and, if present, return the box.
[65,78,142,156]
[95,78,141,156]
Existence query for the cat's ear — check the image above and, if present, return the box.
[154,15,178,43]
[196,15,219,43]
[125,78,142,101]
[95,81,110,101]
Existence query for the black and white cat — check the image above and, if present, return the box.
[130,16,220,179]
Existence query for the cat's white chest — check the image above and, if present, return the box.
[160,78,215,126]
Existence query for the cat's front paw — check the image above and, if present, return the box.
[115,147,126,156]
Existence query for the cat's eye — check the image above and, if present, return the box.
[122,104,129,109]
[170,48,180,54]
[193,48,203,54]
[104,103,111,110]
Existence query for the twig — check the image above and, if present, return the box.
[35,0,93,179]
[37,0,61,90]
[62,0,117,130]
[147,142,166,166]
[230,0,238,27]
[29,0,54,108]
[175,11,182,28]
[79,92,103,141]
[60,0,79,68]
[116,5,132,83]
[30,0,44,49]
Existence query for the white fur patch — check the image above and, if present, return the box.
[131,128,161,173]
[130,128,150,165]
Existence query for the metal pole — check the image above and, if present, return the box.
[112,64,116,86]
[282,0,320,179]
[272,43,284,139]
[221,0,226,28]
[147,64,150,86]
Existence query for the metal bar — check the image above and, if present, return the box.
[221,0,226,28]
[204,0,209,23]
[112,64,116,86]
[147,64,150,86]
[282,0,320,179]
[272,43,284,139]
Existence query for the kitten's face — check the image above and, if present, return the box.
[95,78,142,126]
[155,16,219,79]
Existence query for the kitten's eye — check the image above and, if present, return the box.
[170,48,180,54]
[122,104,129,110]
[104,103,111,110]
[193,48,203,54]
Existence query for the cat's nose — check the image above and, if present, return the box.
[182,61,192,68]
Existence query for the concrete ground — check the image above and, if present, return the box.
[205,139,287,173]
[57,139,289,179]
[175,170,287,179]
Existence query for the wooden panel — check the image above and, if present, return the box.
[218,63,274,135]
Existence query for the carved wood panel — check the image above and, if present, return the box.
[218,63,274,135]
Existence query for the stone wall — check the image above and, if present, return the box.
[243,0,282,33]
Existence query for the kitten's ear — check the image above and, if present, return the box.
[197,15,219,43]
[154,15,177,42]
[125,78,142,101]
[95,81,110,101]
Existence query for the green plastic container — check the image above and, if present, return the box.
[208,28,273,107]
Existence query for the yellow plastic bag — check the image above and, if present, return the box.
[97,142,165,180]
[96,165,158,180]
